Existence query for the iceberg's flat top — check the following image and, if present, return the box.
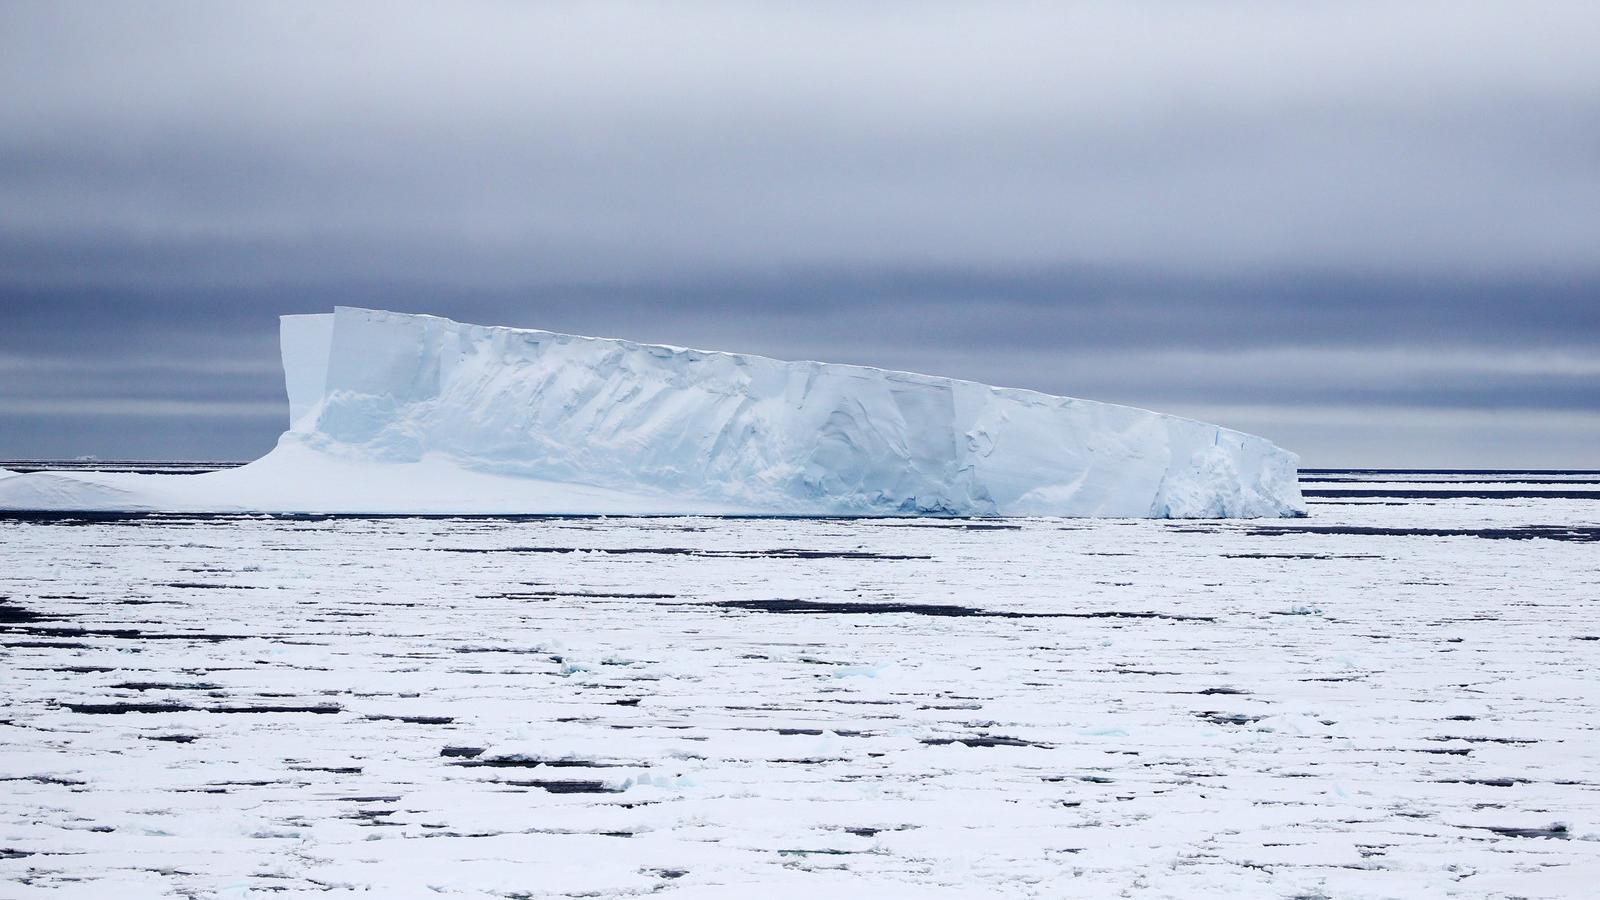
[0,307,1304,517]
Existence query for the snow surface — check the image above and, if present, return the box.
[0,307,1303,517]
[2,487,1596,897]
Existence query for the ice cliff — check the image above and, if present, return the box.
[0,307,1304,516]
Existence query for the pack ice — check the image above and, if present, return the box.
[0,307,1304,516]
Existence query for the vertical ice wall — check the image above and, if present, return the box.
[280,314,335,430]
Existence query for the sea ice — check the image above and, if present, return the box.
[1,483,1595,897]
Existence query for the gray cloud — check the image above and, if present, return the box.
[2,1,1597,465]
[5,1,1599,280]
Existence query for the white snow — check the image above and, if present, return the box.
[0,443,747,517]
[0,307,1304,517]
[1,487,1596,897]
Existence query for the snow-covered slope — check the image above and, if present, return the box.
[0,308,1304,516]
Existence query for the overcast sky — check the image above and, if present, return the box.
[3,1,1597,466]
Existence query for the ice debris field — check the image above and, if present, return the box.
[0,307,1303,518]
[1,472,1598,898]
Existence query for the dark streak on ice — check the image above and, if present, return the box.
[867,522,1024,530]
[1467,823,1570,839]
[432,546,932,560]
[1222,553,1383,560]
[1,625,255,642]
[0,599,53,624]
[706,599,1213,621]
[518,590,679,599]
[494,780,624,794]
[64,702,192,714]
[1304,488,1600,499]
[1196,711,1264,726]
[1244,525,1600,542]
[207,704,342,714]
[452,757,628,768]
[922,735,1050,748]
[63,702,341,715]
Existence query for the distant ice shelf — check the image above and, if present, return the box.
[0,308,1304,517]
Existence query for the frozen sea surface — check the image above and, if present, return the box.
[1,471,1597,898]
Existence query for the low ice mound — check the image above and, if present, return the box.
[0,471,153,511]
[0,307,1304,517]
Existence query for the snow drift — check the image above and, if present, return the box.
[0,307,1304,516]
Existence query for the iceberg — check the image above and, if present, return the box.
[0,307,1304,517]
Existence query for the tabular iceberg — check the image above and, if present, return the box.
[0,307,1304,516]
